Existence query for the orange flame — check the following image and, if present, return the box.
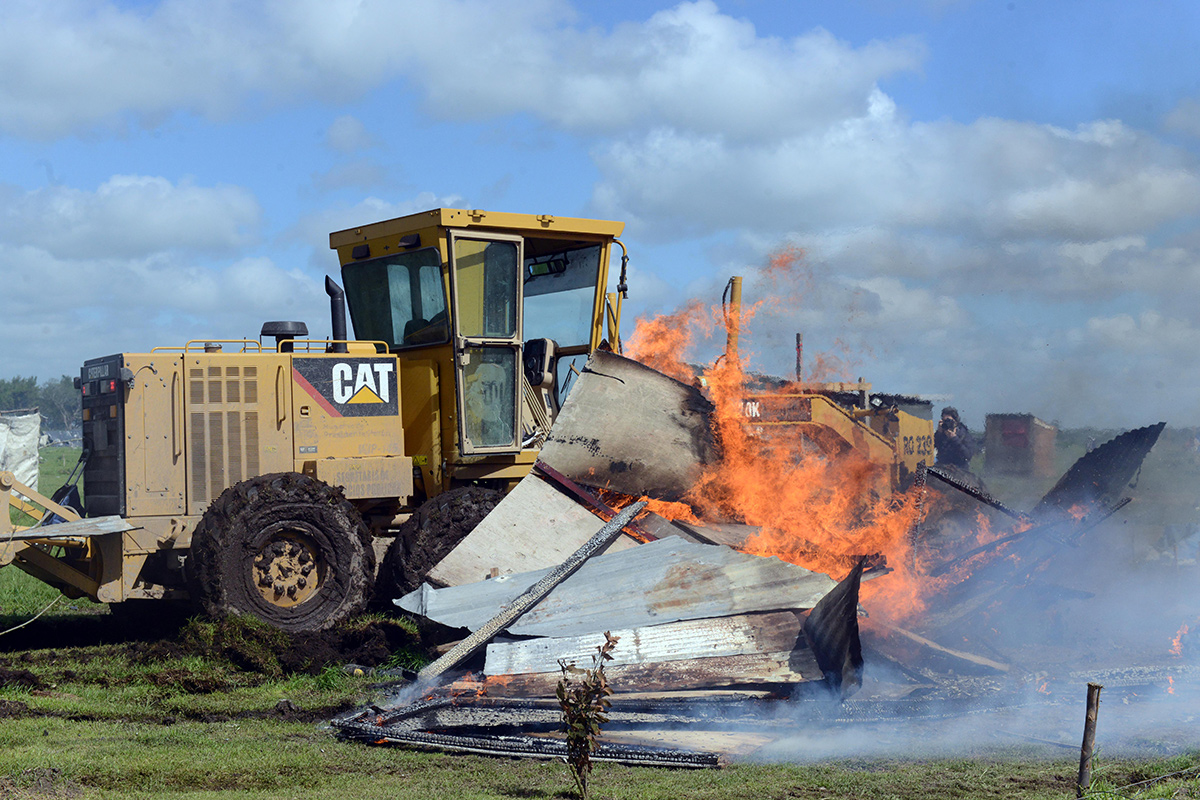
[624,247,973,623]
[1067,504,1090,522]
[625,299,714,384]
[1170,623,1190,657]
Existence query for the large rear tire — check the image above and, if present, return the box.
[188,473,374,632]
[375,486,502,607]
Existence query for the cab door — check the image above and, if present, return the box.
[448,231,524,454]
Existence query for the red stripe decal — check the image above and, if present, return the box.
[292,367,342,418]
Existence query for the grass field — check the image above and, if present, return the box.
[3,444,1200,798]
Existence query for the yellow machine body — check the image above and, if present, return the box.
[2,208,628,611]
[330,208,626,501]
[3,343,414,603]
[742,381,934,496]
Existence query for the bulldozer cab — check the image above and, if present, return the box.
[330,209,626,498]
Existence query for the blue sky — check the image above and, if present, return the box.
[2,0,1200,430]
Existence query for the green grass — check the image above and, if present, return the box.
[1,619,1198,800]
[3,442,1200,798]
[2,446,102,624]
[6,444,83,528]
[37,446,85,495]
[0,711,1195,800]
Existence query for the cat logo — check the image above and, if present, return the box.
[292,356,399,418]
[332,362,393,404]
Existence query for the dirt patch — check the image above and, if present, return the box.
[131,615,424,677]
[0,699,38,719]
[238,697,359,724]
[141,668,239,694]
[0,606,184,653]
[0,768,83,799]
[0,665,45,690]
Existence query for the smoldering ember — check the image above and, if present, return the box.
[335,332,1197,765]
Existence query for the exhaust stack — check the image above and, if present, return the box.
[325,276,348,354]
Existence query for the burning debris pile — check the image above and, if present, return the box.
[335,341,1174,762]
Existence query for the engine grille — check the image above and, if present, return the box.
[188,364,261,513]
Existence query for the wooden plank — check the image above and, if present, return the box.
[634,512,712,545]
[399,536,837,638]
[861,619,1010,675]
[418,501,647,680]
[537,350,718,502]
[478,651,820,697]
[428,472,639,587]
[484,611,807,675]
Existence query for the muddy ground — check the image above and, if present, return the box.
[0,608,432,723]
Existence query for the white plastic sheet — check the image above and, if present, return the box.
[0,409,40,492]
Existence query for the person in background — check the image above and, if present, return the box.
[934,406,973,470]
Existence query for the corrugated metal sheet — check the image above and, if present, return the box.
[1033,422,1164,520]
[802,558,864,699]
[400,536,837,638]
[484,610,810,676]
[6,515,133,541]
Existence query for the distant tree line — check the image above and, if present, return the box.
[0,376,80,431]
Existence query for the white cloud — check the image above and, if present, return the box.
[0,0,560,137]
[845,276,965,330]
[311,160,391,193]
[592,113,1200,243]
[1165,97,1200,138]
[990,166,1200,240]
[1056,236,1146,267]
[285,191,466,260]
[1077,310,1200,354]
[324,115,376,154]
[0,241,329,380]
[0,175,260,258]
[0,1,923,140]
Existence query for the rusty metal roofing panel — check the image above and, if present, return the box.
[538,350,718,502]
[1033,422,1165,520]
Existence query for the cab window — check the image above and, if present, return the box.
[522,244,600,349]
[341,247,448,349]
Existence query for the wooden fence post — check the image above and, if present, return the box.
[1076,682,1103,798]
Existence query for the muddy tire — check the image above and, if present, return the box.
[187,473,375,633]
[375,486,503,607]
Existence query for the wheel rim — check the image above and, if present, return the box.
[251,523,325,609]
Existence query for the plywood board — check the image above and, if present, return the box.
[427,472,638,587]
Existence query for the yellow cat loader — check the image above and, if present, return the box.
[722,277,935,498]
[741,382,934,497]
[1,208,629,631]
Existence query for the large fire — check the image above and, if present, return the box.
[624,249,1013,624]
